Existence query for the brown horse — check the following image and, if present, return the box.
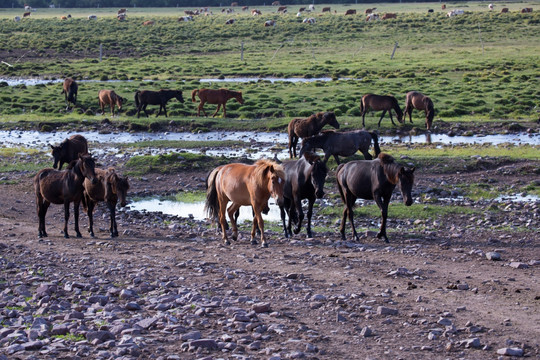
[288,111,340,158]
[61,78,78,110]
[34,154,98,238]
[98,89,124,116]
[336,153,415,242]
[134,89,184,118]
[83,168,130,238]
[191,88,244,118]
[51,134,88,170]
[360,94,403,127]
[404,91,435,130]
[205,159,285,248]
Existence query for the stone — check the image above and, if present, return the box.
[88,295,109,306]
[486,252,501,261]
[188,339,219,351]
[461,337,481,349]
[377,306,398,316]
[136,317,158,329]
[65,311,84,320]
[125,302,141,311]
[497,347,524,357]
[180,331,201,341]
[252,302,271,313]
[509,262,529,269]
[360,326,372,337]
[50,324,69,336]
[86,330,115,344]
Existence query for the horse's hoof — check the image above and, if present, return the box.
[224,240,231,246]
[90,233,95,238]
[251,239,258,245]
[64,234,69,239]
[307,232,313,238]
[232,235,237,241]
[261,242,268,248]
[293,228,301,235]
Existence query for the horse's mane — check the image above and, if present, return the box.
[253,159,285,187]
[222,88,242,96]
[378,153,401,185]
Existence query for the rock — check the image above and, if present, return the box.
[181,331,201,341]
[252,302,271,313]
[461,337,481,349]
[437,317,452,326]
[497,347,524,356]
[486,252,501,261]
[65,311,84,320]
[86,330,115,344]
[88,295,109,306]
[188,339,219,351]
[50,324,69,336]
[119,289,137,299]
[360,326,372,337]
[125,302,141,311]
[22,340,45,350]
[509,262,529,269]
[311,294,327,302]
[35,283,57,297]
[377,306,398,316]
[136,317,158,329]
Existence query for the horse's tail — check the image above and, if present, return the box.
[191,89,199,102]
[370,132,381,157]
[335,163,347,203]
[81,192,88,212]
[359,96,365,114]
[204,167,220,224]
[134,91,140,108]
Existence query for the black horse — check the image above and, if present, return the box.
[336,153,415,242]
[134,89,184,118]
[299,130,381,165]
[50,134,88,170]
[279,152,328,238]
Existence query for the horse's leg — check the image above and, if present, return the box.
[63,201,70,238]
[360,148,373,160]
[143,104,149,117]
[342,191,359,241]
[107,200,118,237]
[305,197,315,238]
[74,200,82,238]
[218,198,230,245]
[292,136,298,158]
[227,202,241,242]
[198,101,208,117]
[163,104,168,117]
[323,152,331,164]
[87,199,95,237]
[333,154,341,165]
[339,201,348,241]
[377,110,387,127]
[222,103,227,118]
[250,213,259,245]
[406,105,413,123]
[212,104,221,118]
[110,103,114,116]
[38,199,50,238]
[293,197,304,235]
[388,110,396,126]
[374,194,390,242]
[253,207,267,247]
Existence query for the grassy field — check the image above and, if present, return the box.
[0,3,539,130]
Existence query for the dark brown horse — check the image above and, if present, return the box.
[98,89,124,116]
[279,152,328,238]
[288,111,340,158]
[34,154,98,238]
[205,159,285,248]
[336,153,415,242]
[299,130,381,164]
[61,78,78,110]
[83,168,130,238]
[191,88,244,118]
[51,134,88,170]
[360,94,403,127]
[404,91,434,130]
[134,89,184,118]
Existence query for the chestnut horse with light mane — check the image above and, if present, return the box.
[98,90,124,116]
[205,159,285,248]
[287,111,340,158]
[191,88,244,117]
[404,91,435,130]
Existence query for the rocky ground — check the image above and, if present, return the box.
[0,139,539,360]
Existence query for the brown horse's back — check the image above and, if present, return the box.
[35,169,68,205]
[406,91,427,111]
[195,88,242,105]
[362,94,395,111]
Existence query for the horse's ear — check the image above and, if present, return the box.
[50,145,55,150]
[411,166,416,173]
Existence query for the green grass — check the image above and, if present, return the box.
[124,152,229,175]
[51,334,86,342]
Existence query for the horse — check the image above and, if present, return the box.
[345,9,357,15]
[134,89,184,118]
[404,91,435,130]
[279,152,328,238]
[322,7,331,12]
[336,153,415,242]
[205,159,285,248]
[98,89,124,116]
[61,78,78,110]
[83,168,130,238]
[288,111,340,158]
[299,130,381,165]
[51,134,88,170]
[34,154,98,239]
[360,94,403,127]
[382,13,397,19]
[191,88,244,118]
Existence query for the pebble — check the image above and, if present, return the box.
[377,306,398,316]
[486,252,501,261]
[497,347,524,357]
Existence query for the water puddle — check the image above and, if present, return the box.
[389,132,540,146]
[128,198,283,223]
[494,194,540,203]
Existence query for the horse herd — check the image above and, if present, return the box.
[36,106,416,248]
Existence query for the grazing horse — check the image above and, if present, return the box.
[299,130,381,164]
[191,88,244,117]
[288,111,340,158]
[501,8,509,13]
[134,89,184,118]
[51,134,88,170]
[336,153,415,242]
[265,20,276,26]
[279,152,328,238]
[205,160,285,247]
[322,7,331,12]
[360,94,403,127]
[98,89,124,116]
[345,9,357,15]
[382,13,397,19]
[61,78,78,110]
[83,168,130,238]
[404,91,435,130]
[34,154,98,238]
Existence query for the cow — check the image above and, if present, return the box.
[117,14,126,21]
[272,1,280,5]
[23,11,31,17]
[488,4,494,10]
[308,4,315,11]
[225,18,236,24]
[87,14,97,20]
[366,13,379,21]
[382,13,397,20]
[322,7,331,13]
[442,4,446,10]
[143,20,154,25]
[251,9,261,15]
[277,6,287,13]
[501,8,509,13]
[521,8,533,13]
[345,9,356,15]
[60,15,67,20]
[184,10,195,15]
[303,17,315,24]
[178,16,193,21]
[264,20,276,27]
[24,5,31,10]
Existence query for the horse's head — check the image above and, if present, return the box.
[116,96,124,111]
[175,90,185,103]
[267,164,286,205]
[234,91,244,105]
[398,166,415,206]
[324,111,340,129]
[78,153,98,185]
[304,152,327,198]
[424,97,434,130]
[107,171,130,207]
[50,144,62,169]
[298,138,312,158]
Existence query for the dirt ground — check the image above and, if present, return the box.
[0,146,539,359]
